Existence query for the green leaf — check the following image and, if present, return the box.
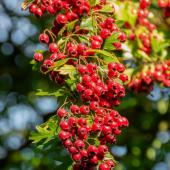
[34,49,44,53]
[124,68,135,83]
[80,17,93,31]
[137,50,151,62]
[151,36,160,54]
[89,0,100,6]
[67,20,78,32]
[30,59,36,65]
[90,49,119,63]
[79,35,89,43]
[54,58,70,69]
[151,37,170,54]
[115,20,125,27]
[117,2,137,26]
[67,165,72,170]
[103,33,119,50]
[58,65,76,75]
[99,4,114,13]
[36,88,65,97]
[30,116,60,147]
[105,152,114,159]
[21,0,34,10]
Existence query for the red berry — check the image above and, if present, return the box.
[90,155,98,164]
[129,33,136,40]
[68,146,78,154]
[57,108,68,118]
[47,5,56,14]
[105,17,115,25]
[77,118,87,126]
[34,53,43,62]
[80,149,88,158]
[98,145,108,155]
[119,74,128,82]
[108,62,117,71]
[50,53,58,61]
[87,145,98,156]
[102,125,112,135]
[56,14,68,25]
[58,130,71,140]
[35,8,43,17]
[70,105,80,114]
[76,83,85,93]
[91,40,102,49]
[99,163,110,170]
[39,33,49,44]
[43,59,54,67]
[118,32,126,42]
[29,4,37,13]
[68,117,77,127]
[63,139,73,148]
[91,35,103,44]
[105,160,115,168]
[113,42,122,50]
[80,105,90,115]
[60,121,69,131]
[74,140,85,150]
[66,12,78,21]
[78,5,90,15]
[72,154,82,162]
[140,0,151,9]
[68,47,78,57]
[100,29,111,39]
[77,43,87,55]
[91,123,101,132]
[116,63,125,72]
[49,43,58,53]
[87,63,97,74]
[77,127,88,138]
[94,116,103,124]
[78,65,89,75]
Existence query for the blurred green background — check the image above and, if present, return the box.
[0,0,169,170]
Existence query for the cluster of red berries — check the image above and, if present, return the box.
[77,63,128,107]
[125,0,156,55]
[158,0,170,18]
[129,60,170,93]
[99,17,126,50]
[32,0,126,85]
[57,104,128,169]
[29,0,90,17]
[57,63,128,169]
[137,0,156,54]
[28,0,130,169]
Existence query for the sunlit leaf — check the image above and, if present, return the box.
[99,4,115,13]
[90,49,119,63]
[58,65,76,75]
[54,58,70,69]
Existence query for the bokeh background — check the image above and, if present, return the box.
[0,0,170,170]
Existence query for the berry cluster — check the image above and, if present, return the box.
[57,63,128,169]
[128,60,170,93]
[158,0,170,18]
[29,0,90,17]
[57,105,128,169]
[125,0,156,55]
[32,0,127,85]
[26,0,130,169]
[99,18,126,50]
[77,63,127,107]
[137,0,156,54]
